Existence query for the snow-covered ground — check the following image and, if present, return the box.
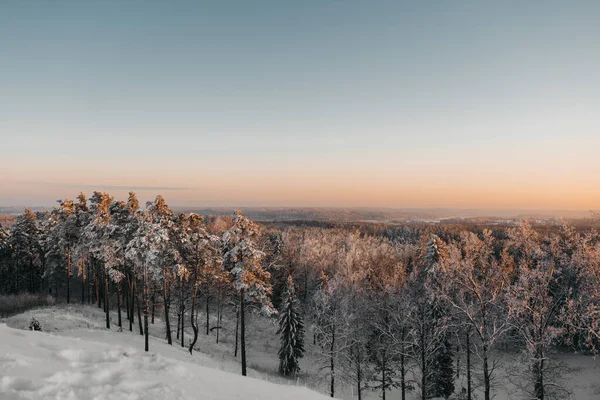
[2,305,600,400]
[0,306,329,400]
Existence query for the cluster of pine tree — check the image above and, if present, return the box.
[2,193,600,400]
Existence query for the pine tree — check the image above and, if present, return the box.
[428,336,455,399]
[9,208,42,294]
[424,234,446,273]
[277,275,305,376]
[222,210,274,376]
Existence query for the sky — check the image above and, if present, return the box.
[1,1,599,210]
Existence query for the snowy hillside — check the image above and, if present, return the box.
[0,315,330,400]
[3,306,600,400]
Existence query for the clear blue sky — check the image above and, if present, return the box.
[1,1,599,209]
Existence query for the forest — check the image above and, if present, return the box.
[1,191,599,400]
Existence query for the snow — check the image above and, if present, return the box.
[0,312,331,400]
[2,305,600,400]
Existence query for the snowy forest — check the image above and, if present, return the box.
[1,192,600,400]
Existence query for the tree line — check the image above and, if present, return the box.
[0,192,599,400]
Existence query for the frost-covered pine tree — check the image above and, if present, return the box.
[178,212,221,354]
[8,208,41,294]
[277,275,305,376]
[0,224,9,291]
[222,210,274,376]
[126,206,170,352]
[424,234,445,273]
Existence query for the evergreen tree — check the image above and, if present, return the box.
[0,223,13,293]
[277,275,305,376]
[9,208,42,293]
[222,210,274,376]
[428,336,455,399]
[424,234,446,273]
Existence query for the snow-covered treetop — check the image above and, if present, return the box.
[222,211,274,315]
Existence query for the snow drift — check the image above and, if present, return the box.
[0,323,329,400]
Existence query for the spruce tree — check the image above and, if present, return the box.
[277,275,305,376]
[428,334,455,399]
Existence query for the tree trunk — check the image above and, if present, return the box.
[66,249,71,304]
[129,278,135,332]
[235,306,239,358]
[206,295,210,335]
[421,327,426,400]
[181,305,185,348]
[216,302,222,344]
[137,281,144,336]
[189,264,200,354]
[96,261,101,309]
[381,353,387,400]
[534,348,544,400]
[483,342,490,400]
[117,282,122,329]
[81,262,85,304]
[401,326,406,400]
[164,277,172,345]
[241,289,247,376]
[330,322,335,397]
[177,278,182,340]
[177,311,181,340]
[357,352,362,400]
[144,273,149,352]
[87,262,91,304]
[105,276,110,329]
[150,291,155,324]
[180,278,185,346]
[466,329,472,400]
[103,274,107,313]
[126,280,131,322]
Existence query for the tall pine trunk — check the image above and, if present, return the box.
[181,300,185,347]
[151,292,156,324]
[81,262,85,304]
[137,280,143,336]
[205,294,210,335]
[177,278,182,340]
[117,282,122,329]
[241,289,247,376]
[164,275,172,345]
[87,262,91,304]
[179,277,184,345]
[126,279,131,322]
[96,261,101,309]
[129,278,135,332]
[189,262,200,354]
[66,249,71,304]
[234,305,239,357]
[216,301,222,344]
[105,276,110,329]
[144,271,149,352]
